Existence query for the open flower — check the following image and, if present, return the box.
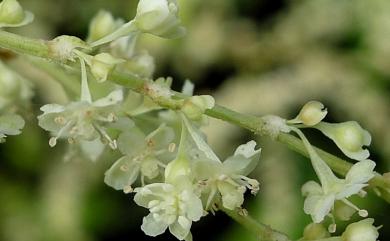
[192,140,261,210]
[314,121,371,161]
[302,159,375,224]
[38,89,123,149]
[134,177,203,240]
[104,124,175,191]
[0,0,33,28]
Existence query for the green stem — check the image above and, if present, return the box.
[218,204,291,241]
[0,30,389,202]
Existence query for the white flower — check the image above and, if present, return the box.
[192,141,261,210]
[0,0,33,28]
[134,177,203,240]
[0,114,24,142]
[302,159,375,223]
[314,121,372,161]
[177,115,261,210]
[38,89,123,148]
[104,124,175,190]
[135,0,185,39]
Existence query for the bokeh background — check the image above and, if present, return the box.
[1,0,390,240]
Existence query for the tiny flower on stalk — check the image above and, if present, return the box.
[340,218,379,241]
[0,0,33,28]
[179,115,261,210]
[104,124,175,191]
[288,100,327,126]
[38,89,123,149]
[133,118,204,241]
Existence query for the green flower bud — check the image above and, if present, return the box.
[135,0,185,38]
[291,101,327,126]
[341,219,379,241]
[181,95,215,121]
[0,0,33,27]
[314,121,371,161]
[87,10,120,43]
[90,53,124,82]
[303,223,330,240]
[334,200,356,221]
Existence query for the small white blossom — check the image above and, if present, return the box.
[38,89,123,148]
[302,159,375,223]
[104,124,175,190]
[134,177,203,240]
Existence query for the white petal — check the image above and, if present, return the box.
[104,156,140,190]
[346,160,376,184]
[169,218,191,240]
[184,193,203,221]
[141,213,168,237]
[304,194,335,223]
[301,181,323,196]
[93,89,123,107]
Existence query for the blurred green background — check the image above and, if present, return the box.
[1,0,390,240]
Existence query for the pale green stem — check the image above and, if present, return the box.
[0,30,388,200]
[90,20,138,48]
[78,56,92,103]
[289,126,339,192]
[218,203,291,241]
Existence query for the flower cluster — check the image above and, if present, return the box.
[286,101,376,233]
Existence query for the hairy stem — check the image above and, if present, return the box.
[0,30,389,203]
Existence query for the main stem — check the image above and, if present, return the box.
[0,30,389,236]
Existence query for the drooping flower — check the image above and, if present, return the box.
[314,121,372,161]
[104,124,175,191]
[294,124,376,224]
[38,89,123,149]
[0,0,33,28]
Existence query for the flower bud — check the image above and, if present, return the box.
[303,223,330,240]
[135,0,185,38]
[90,53,124,82]
[334,200,356,221]
[292,101,327,126]
[87,10,119,42]
[341,219,379,241]
[315,121,371,161]
[181,95,215,121]
[0,0,33,27]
